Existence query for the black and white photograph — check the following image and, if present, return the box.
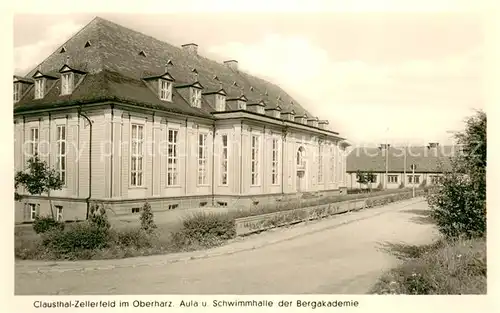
[5,1,496,311]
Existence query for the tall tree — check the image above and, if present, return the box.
[427,110,486,239]
[15,155,64,219]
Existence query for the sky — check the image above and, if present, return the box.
[13,6,485,147]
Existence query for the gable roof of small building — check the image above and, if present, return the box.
[346,145,460,173]
[14,17,317,122]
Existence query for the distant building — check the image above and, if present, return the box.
[346,143,460,190]
[13,17,350,223]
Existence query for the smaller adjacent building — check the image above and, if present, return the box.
[346,143,460,190]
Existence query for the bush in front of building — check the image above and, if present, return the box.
[172,212,236,249]
[32,216,65,234]
[41,222,111,259]
[110,227,153,249]
[140,201,157,233]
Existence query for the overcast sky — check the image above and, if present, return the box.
[13,7,485,147]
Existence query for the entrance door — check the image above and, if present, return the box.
[297,171,304,192]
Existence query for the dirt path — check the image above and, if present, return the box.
[15,198,439,295]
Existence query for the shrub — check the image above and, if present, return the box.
[111,228,153,249]
[172,212,236,248]
[41,222,110,258]
[32,216,64,234]
[88,201,111,231]
[140,201,157,233]
[427,173,486,239]
[426,111,486,240]
[372,238,486,294]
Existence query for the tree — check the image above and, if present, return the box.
[356,170,368,191]
[365,171,376,192]
[356,171,376,192]
[427,110,486,239]
[140,201,157,233]
[15,155,63,219]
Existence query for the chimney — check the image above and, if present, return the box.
[182,43,198,56]
[223,60,238,71]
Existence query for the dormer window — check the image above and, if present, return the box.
[13,83,22,103]
[215,94,226,111]
[191,88,202,108]
[159,79,173,101]
[61,72,74,95]
[34,79,45,99]
[238,101,246,110]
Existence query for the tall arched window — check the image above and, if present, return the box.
[297,146,305,168]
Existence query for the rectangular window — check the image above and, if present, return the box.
[388,175,398,183]
[130,124,144,187]
[251,135,260,186]
[216,95,226,111]
[317,145,323,183]
[368,175,377,183]
[34,79,45,99]
[55,205,63,221]
[271,138,279,185]
[159,79,172,101]
[408,175,420,184]
[430,175,441,184]
[14,83,21,102]
[167,129,178,186]
[198,133,208,185]
[29,203,37,221]
[61,73,74,95]
[330,147,335,183]
[29,127,39,156]
[221,134,228,185]
[191,88,202,108]
[56,125,66,184]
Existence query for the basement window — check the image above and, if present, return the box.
[168,204,179,210]
[199,201,208,207]
[217,201,227,207]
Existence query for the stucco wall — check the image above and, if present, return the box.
[14,104,348,222]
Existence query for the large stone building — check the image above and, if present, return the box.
[345,143,458,190]
[13,17,349,223]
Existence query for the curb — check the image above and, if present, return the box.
[16,197,425,274]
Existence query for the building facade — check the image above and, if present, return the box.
[14,17,349,223]
[345,144,459,190]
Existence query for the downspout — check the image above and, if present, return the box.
[281,125,285,195]
[110,106,114,199]
[263,124,266,192]
[184,118,188,196]
[239,120,243,195]
[151,112,155,196]
[211,123,215,206]
[78,107,93,220]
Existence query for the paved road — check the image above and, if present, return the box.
[15,198,439,295]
